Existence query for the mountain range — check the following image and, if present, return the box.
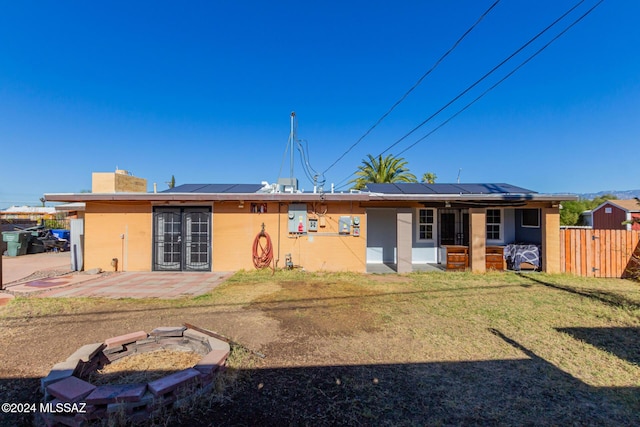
[577,189,640,200]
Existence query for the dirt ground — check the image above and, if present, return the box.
[1,271,639,426]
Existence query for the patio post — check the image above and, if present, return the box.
[468,208,486,273]
[396,208,413,273]
[541,206,561,273]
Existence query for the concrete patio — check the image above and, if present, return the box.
[0,252,232,300]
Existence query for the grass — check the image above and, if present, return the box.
[1,270,639,425]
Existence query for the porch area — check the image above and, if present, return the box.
[366,206,560,274]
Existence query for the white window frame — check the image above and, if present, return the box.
[486,208,503,243]
[521,209,540,228]
[416,208,436,241]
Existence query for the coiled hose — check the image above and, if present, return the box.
[252,224,274,270]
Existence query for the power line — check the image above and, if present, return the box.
[320,0,502,176]
[334,0,592,189]
[397,0,605,158]
[397,1,605,158]
[377,0,586,157]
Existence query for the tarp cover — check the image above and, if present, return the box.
[504,244,540,270]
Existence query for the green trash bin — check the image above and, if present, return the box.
[2,230,31,256]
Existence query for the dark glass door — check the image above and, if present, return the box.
[153,207,211,271]
[440,210,469,246]
[441,212,456,246]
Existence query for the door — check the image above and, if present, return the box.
[439,209,469,246]
[153,207,211,271]
[440,212,457,246]
[366,208,397,264]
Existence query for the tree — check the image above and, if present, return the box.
[349,154,417,190]
[560,194,617,226]
[421,172,437,184]
[167,175,176,189]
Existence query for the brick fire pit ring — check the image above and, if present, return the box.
[40,326,230,426]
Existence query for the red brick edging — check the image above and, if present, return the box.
[40,326,230,426]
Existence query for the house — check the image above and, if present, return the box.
[592,200,640,231]
[44,173,577,274]
[0,205,58,222]
[579,210,593,227]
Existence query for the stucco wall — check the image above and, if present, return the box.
[84,202,152,272]
[92,172,148,193]
[213,201,367,272]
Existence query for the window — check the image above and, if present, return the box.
[418,208,434,240]
[605,207,612,214]
[486,209,502,240]
[521,209,540,228]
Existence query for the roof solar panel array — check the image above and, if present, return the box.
[365,183,535,195]
[162,184,264,194]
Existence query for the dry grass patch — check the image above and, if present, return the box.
[1,269,639,426]
[89,350,202,386]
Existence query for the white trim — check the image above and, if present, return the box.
[521,208,540,228]
[486,207,503,244]
[416,208,437,242]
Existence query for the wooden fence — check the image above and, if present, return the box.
[560,229,640,278]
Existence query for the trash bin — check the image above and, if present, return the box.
[51,229,71,241]
[2,230,31,256]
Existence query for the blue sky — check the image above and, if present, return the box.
[1,0,638,207]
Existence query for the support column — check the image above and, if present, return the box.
[541,207,560,274]
[469,208,486,273]
[396,208,413,273]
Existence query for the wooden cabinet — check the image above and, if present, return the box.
[445,245,504,271]
[445,246,468,271]
[486,246,505,271]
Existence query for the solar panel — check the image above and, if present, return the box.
[364,183,535,195]
[162,184,209,193]
[162,184,263,194]
[393,183,437,194]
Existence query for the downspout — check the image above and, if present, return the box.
[276,202,281,269]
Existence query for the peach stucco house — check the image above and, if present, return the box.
[45,171,577,274]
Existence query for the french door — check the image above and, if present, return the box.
[153,207,211,271]
[439,209,469,246]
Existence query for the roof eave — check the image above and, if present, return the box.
[44,192,371,203]
[368,193,578,202]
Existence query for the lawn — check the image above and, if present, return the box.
[1,270,639,426]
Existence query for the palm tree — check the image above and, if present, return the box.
[421,172,437,184]
[349,154,417,190]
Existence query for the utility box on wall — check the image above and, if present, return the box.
[288,204,308,233]
[339,216,351,234]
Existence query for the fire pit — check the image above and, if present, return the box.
[40,326,230,426]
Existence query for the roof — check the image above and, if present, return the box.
[44,182,577,204]
[1,206,57,215]
[54,202,86,212]
[594,199,640,213]
[162,183,265,194]
[365,183,534,195]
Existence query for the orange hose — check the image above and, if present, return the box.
[252,229,274,270]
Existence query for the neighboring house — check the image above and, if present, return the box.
[54,202,86,219]
[45,172,577,274]
[592,200,640,231]
[579,210,593,227]
[0,205,57,221]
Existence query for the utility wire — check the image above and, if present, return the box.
[397,0,605,157]
[320,0,501,176]
[377,0,585,157]
[333,0,590,189]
